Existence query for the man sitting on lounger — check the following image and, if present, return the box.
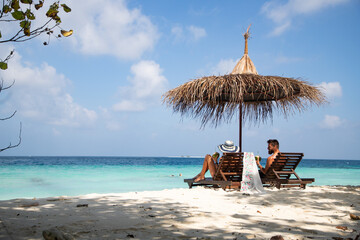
[256,139,280,178]
[193,140,240,182]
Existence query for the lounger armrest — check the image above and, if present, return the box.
[273,169,301,180]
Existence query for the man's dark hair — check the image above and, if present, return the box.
[267,139,279,148]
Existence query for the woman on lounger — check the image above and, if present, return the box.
[193,140,240,182]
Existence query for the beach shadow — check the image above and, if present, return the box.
[0,186,359,239]
[0,196,243,239]
[223,185,360,239]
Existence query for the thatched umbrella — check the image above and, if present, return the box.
[163,26,326,153]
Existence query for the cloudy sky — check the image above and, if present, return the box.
[0,0,359,159]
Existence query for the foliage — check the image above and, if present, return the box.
[0,0,72,69]
[0,0,72,152]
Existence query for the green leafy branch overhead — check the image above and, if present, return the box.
[0,0,73,69]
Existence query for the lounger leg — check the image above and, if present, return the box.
[187,182,193,189]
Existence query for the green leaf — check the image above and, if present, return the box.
[61,4,71,13]
[46,7,59,18]
[25,9,35,20]
[54,15,61,23]
[12,10,25,20]
[23,28,30,36]
[35,1,43,10]
[11,0,20,10]
[3,5,11,13]
[20,20,31,29]
[20,20,26,28]
[0,62,8,70]
[48,2,59,11]
[20,0,32,4]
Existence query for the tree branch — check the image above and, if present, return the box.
[0,122,22,152]
[0,78,15,92]
[0,18,56,43]
[0,110,16,120]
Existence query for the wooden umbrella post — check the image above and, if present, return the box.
[239,102,242,153]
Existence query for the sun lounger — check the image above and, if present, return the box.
[261,152,315,189]
[184,152,243,190]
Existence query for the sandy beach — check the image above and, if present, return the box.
[0,186,359,240]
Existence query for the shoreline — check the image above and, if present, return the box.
[1,184,360,202]
[1,186,359,239]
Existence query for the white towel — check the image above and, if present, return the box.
[241,152,266,194]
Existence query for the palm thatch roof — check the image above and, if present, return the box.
[163,26,326,127]
[163,73,325,127]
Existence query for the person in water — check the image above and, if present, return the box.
[256,139,280,178]
[193,140,240,182]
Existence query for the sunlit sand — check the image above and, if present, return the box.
[0,186,359,239]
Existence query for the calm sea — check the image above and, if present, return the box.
[0,156,359,200]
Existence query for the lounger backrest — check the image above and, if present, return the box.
[266,152,304,180]
[214,152,243,181]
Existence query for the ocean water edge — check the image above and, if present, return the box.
[0,156,359,200]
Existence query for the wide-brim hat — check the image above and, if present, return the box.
[218,140,239,153]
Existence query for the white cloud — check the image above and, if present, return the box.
[211,59,238,75]
[62,0,158,59]
[271,21,292,36]
[0,49,97,127]
[171,25,207,42]
[187,26,207,41]
[113,60,168,112]
[317,82,342,99]
[98,107,123,131]
[320,115,343,129]
[171,26,183,40]
[113,100,145,112]
[261,0,349,36]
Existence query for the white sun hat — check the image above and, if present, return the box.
[218,140,240,153]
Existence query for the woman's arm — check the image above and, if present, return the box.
[213,156,220,166]
[212,152,220,165]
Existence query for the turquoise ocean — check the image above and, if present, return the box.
[1,156,360,200]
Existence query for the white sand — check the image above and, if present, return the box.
[0,186,359,240]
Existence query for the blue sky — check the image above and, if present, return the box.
[0,0,359,159]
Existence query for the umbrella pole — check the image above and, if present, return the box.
[239,103,242,153]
